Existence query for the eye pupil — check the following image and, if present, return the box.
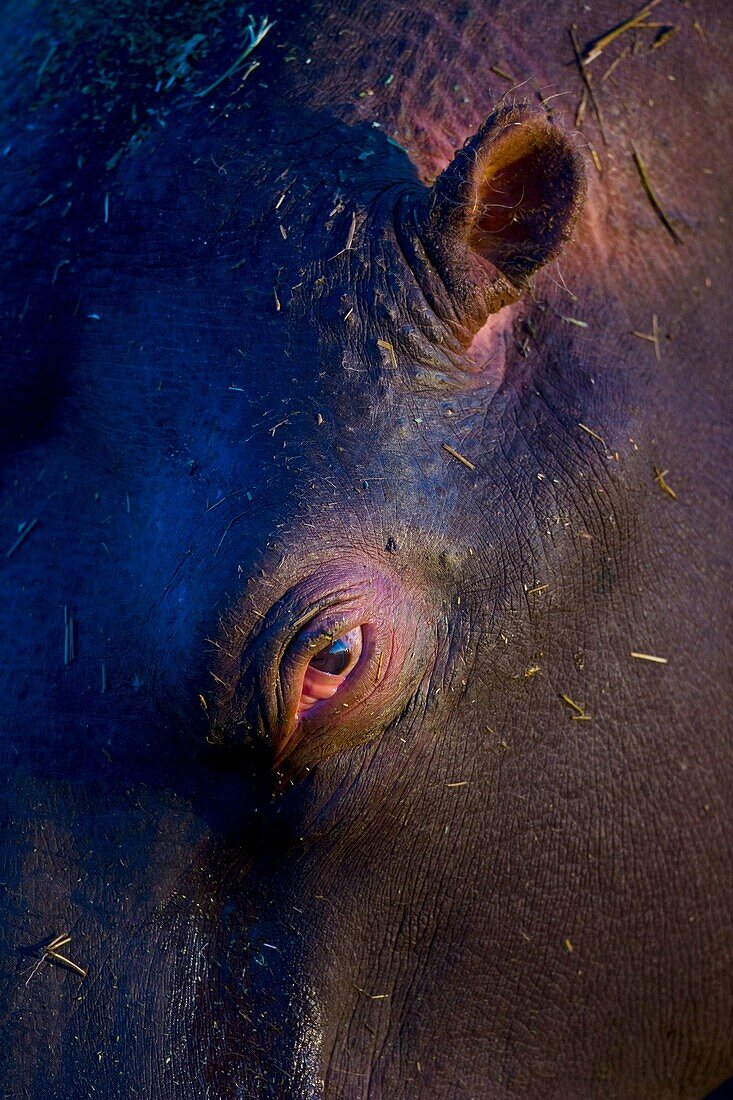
[309,627,362,676]
[310,639,350,675]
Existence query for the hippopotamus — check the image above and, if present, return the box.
[1,0,731,1096]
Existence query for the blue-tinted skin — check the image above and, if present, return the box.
[0,1,731,1096]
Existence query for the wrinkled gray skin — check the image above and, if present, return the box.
[0,1,731,1098]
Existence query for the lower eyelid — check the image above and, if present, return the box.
[298,666,344,717]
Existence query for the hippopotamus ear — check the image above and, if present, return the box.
[407,103,586,344]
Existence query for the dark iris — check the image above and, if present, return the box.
[309,629,360,676]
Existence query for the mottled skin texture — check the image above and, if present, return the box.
[0,1,731,1098]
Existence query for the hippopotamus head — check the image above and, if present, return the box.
[2,84,585,787]
[195,100,586,783]
[2,3,731,1097]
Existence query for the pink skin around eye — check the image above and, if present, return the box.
[256,559,435,776]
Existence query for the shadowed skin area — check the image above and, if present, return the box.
[0,1,731,1098]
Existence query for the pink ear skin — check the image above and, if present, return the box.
[402,103,587,349]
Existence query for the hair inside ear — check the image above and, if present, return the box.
[465,118,585,283]
[404,104,586,345]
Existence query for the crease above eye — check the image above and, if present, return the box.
[298,626,363,716]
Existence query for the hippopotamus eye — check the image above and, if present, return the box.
[217,562,434,780]
[298,626,363,716]
[309,628,362,675]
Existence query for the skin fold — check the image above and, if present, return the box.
[0,1,731,1097]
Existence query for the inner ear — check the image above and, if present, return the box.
[409,104,587,340]
[465,119,584,282]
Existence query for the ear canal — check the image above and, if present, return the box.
[406,103,586,345]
